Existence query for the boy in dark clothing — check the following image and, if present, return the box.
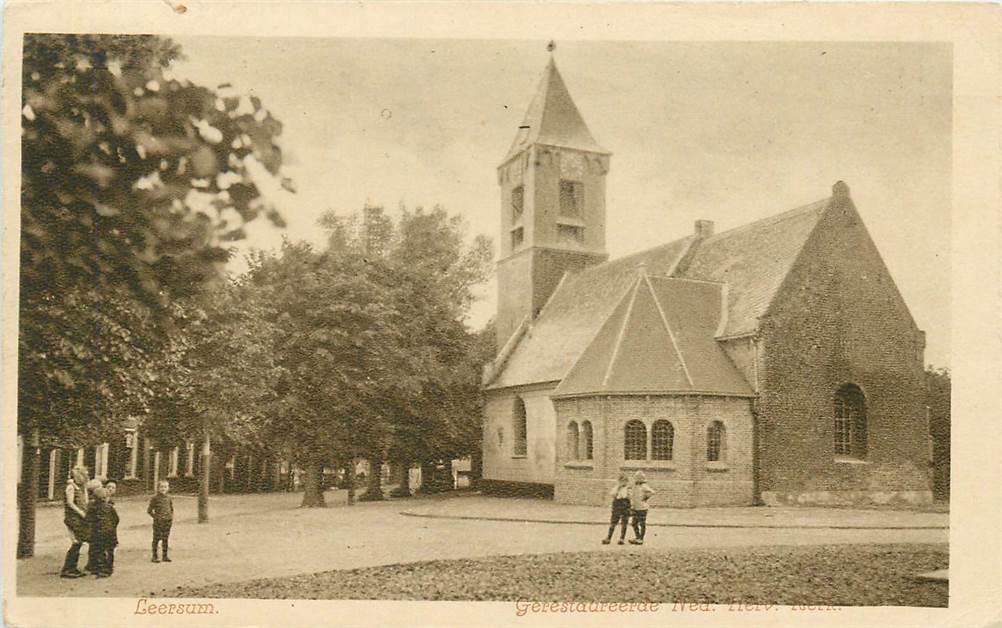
[147,480,174,562]
[602,474,632,545]
[86,487,119,577]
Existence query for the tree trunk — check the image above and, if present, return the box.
[344,460,356,505]
[470,449,483,488]
[198,427,211,523]
[17,428,40,559]
[442,459,455,490]
[360,456,385,501]
[300,459,326,507]
[217,452,226,494]
[389,460,411,498]
[418,460,438,494]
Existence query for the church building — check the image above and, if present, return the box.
[481,56,933,507]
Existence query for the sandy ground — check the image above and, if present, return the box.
[16,489,948,598]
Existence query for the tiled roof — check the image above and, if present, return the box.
[677,198,829,336]
[554,275,753,397]
[486,195,833,391]
[488,238,693,389]
[502,59,609,164]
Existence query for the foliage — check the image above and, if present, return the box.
[245,242,432,465]
[143,281,280,452]
[321,204,493,322]
[317,205,494,466]
[21,34,287,309]
[18,34,289,445]
[17,286,160,445]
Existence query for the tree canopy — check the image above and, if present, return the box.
[19,34,290,442]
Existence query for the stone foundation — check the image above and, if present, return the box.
[760,489,933,507]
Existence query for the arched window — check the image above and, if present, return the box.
[624,420,647,460]
[566,422,580,461]
[834,384,867,458]
[581,421,594,461]
[707,421,726,462]
[651,420,674,460]
[513,398,527,456]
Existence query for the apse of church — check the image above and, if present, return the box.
[481,53,932,509]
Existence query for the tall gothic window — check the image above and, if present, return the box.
[834,384,867,458]
[513,397,528,456]
[566,422,579,461]
[511,227,524,251]
[581,421,594,461]
[511,185,524,222]
[707,421,726,462]
[651,420,674,460]
[624,420,647,461]
[559,180,583,217]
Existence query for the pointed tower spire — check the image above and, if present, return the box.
[502,55,609,164]
[494,52,611,348]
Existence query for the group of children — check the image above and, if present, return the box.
[59,466,175,579]
[603,470,655,545]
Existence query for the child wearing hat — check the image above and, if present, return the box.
[629,471,655,545]
[602,474,633,545]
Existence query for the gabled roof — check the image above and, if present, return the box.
[502,58,609,164]
[677,198,830,337]
[486,194,835,391]
[553,275,754,397]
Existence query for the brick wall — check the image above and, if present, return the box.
[757,196,931,505]
[553,394,755,507]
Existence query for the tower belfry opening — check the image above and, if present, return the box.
[495,53,612,347]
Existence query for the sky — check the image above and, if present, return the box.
[172,38,951,368]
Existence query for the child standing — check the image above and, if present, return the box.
[629,471,655,545]
[60,466,90,578]
[147,480,174,563]
[86,486,119,577]
[602,474,632,545]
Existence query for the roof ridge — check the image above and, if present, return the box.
[643,274,694,387]
[601,278,641,387]
[703,196,831,242]
[562,235,694,285]
[647,275,726,286]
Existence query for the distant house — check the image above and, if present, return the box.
[481,58,932,507]
[18,419,293,500]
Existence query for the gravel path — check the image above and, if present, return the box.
[170,543,948,607]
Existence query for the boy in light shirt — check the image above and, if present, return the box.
[629,471,655,545]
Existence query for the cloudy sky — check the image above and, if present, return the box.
[173,38,951,368]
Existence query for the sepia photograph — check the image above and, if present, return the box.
[2,3,1000,627]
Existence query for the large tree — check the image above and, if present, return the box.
[143,281,279,522]
[18,34,288,556]
[245,242,435,507]
[319,205,493,496]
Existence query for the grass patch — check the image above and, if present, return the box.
[171,543,947,606]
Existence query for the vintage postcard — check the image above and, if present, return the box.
[2,2,1000,627]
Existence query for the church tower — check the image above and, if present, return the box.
[495,55,611,347]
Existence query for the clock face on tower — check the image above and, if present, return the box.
[560,152,585,179]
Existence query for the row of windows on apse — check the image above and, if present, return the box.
[509,384,867,464]
[563,419,727,464]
